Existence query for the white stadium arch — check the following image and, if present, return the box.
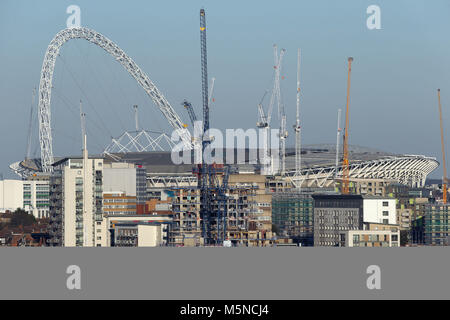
[38,27,192,172]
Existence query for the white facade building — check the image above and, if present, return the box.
[363,197,397,225]
[0,179,50,219]
[103,163,137,195]
[340,229,400,247]
[49,157,104,247]
[97,214,172,247]
[0,180,23,212]
[23,180,50,219]
[103,162,147,206]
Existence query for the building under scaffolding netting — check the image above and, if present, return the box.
[272,193,315,246]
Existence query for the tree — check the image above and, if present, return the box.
[10,208,36,227]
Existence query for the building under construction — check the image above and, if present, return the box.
[169,172,273,246]
[272,192,314,246]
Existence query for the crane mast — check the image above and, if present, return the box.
[182,100,198,127]
[199,8,212,243]
[341,57,353,194]
[198,9,227,245]
[208,77,216,107]
[25,87,36,160]
[256,91,271,174]
[335,108,342,179]
[293,48,302,186]
[257,46,284,175]
[438,89,447,203]
[276,48,287,175]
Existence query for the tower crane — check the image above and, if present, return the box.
[198,8,228,245]
[257,45,285,175]
[438,89,448,203]
[341,57,353,194]
[25,88,36,160]
[182,76,214,129]
[277,49,288,176]
[199,8,212,243]
[181,100,198,128]
[293,48,302,185]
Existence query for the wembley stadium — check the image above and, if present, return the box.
[10,144,439,189]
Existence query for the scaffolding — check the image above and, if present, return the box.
[272,192,314,246]
[169,173,274,246]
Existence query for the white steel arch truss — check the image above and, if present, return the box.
[286,155,439,188]
[38,27,191,172]
[104,130,175,154]
[147,175,198,188]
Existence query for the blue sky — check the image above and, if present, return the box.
[0,0,450,178]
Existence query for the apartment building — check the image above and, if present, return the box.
[0,179,23,212]
[0,177,50,219]
[170,187,202,246]
[96,214,172,247]
[362,196,396,225]
[228,174,273,246]
[312,194,364,247]
[412,203,450,246]
[103,162,147,213]
[312,194,397,247]
[271,193,314,246]
[48,157,103,247]
[23,178,50,219]
[347,178,394,197]
[339,229,400,247]
[170,173,273,247]
[386,183,430,231]
[103,192,137,215]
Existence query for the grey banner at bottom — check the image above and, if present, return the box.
[0,247,448,300]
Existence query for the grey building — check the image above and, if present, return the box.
[102,162,147,212]
[312,194,364,247]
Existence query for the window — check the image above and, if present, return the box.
[382,201,389,207]
[383,219,389,224]
[383,211,389,216]
[392,235,398,242]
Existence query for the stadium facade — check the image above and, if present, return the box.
[10,145,439,189]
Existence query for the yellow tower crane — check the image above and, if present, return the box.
[341,57,353,194]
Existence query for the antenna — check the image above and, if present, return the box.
[79,99,88,246]
[133,105,139,131]
[79,100,86,148]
